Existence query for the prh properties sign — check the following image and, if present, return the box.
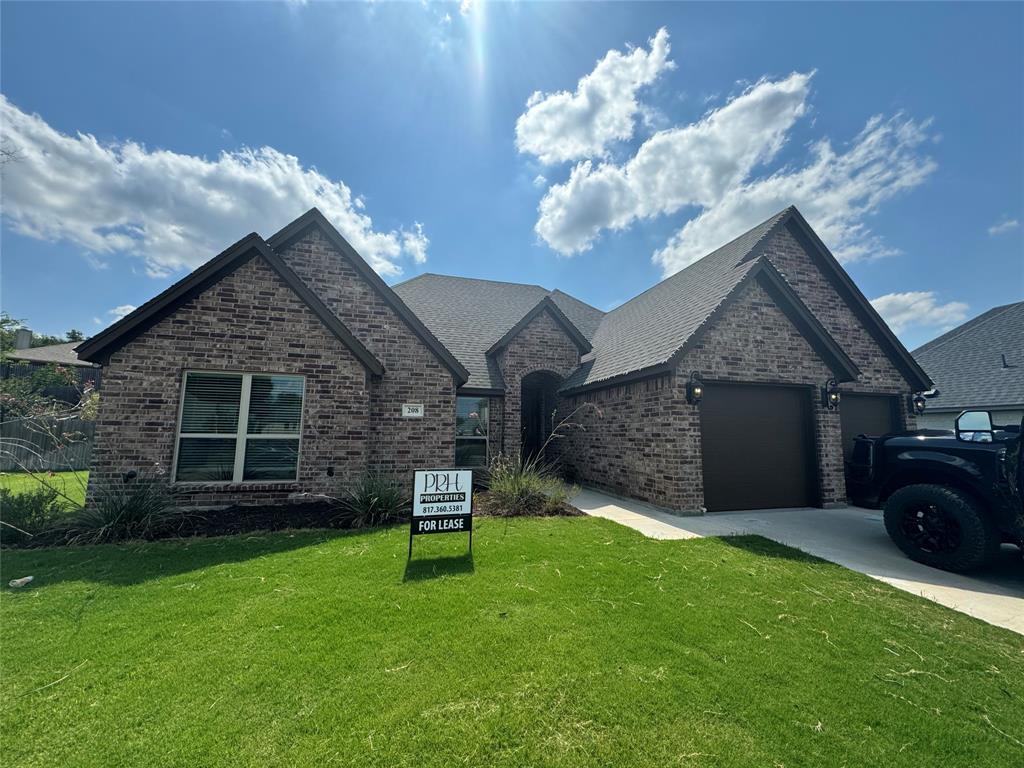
[409,469,473,557]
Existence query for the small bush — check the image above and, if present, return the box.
[335,472,410,528]
[63,475,191,545]
[0,486,69,546]
[484,454,576,516]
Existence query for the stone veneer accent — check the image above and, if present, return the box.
[277,229,458,475]
[493,308,581,457]
[87,255,371,508]
[557,228,916,512]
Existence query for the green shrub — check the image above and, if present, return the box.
[336,472,410,528]
[63,475,190,545]
[0,486,68,546]
[485,454,575,516]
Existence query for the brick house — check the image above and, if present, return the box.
[76,206,931,513]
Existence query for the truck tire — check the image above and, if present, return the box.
[883,484,998,573]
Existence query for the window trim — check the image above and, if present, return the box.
[172,370,306,485]
[455,395,489,468]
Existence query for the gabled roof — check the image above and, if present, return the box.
[392,273,604,391]
[266,208,469,386]
[6,342,98,368]
[75,233,384,375]
[487,296,592,357]
[560,209,788,392]
[913,301,1024,412]
[561,206,929,394]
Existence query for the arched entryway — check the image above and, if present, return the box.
[521,370,562,460]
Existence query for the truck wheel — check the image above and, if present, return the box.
[883,484,998,573]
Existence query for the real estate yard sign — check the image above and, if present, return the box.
[409,469,473,557]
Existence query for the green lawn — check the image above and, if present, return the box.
[1,518,1021,767]
[0,470,88,507]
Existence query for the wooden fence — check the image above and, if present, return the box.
[0,415,95,472]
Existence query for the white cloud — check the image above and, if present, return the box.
[535,72,813,255]
[870,291,968,335]
[515,28,674,165]
[530,64,937,276]
[108,305,137,321]
[532,174,547,189]
[400,222,429,264]
[0,96,429,278]
[653,113,937,274]
[460,0,473,17]
[988,217,1019,236]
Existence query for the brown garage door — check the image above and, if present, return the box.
[700,383,816,512]
[840,394,899,462]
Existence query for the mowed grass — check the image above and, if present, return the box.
[0,470,88,507]
[1,517,1021,767]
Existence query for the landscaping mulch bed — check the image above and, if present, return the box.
[473,490,583,518]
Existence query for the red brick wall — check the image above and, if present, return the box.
[277,228,458,475]
[87,255,371,508]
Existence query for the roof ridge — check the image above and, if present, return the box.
[914,301,1021,356]
[601,207,791,321]
[547,288,606,315]
[404,272,548,291]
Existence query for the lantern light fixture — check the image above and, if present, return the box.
[686,371,704,405]
[909,392,927,415]
[821,378,841,411]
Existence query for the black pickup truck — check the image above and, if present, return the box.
[847,410,1024,573]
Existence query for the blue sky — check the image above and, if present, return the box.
[1,1,1021,351]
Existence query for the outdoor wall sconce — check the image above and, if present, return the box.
[821,378,841,410]
[909,392,927,415]
[686,371,704,405]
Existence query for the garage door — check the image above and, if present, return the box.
[700,383,816,512]
[839,395,899,462]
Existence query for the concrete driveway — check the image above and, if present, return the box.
[572,488,1024,635]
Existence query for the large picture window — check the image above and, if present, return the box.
[455,396,489,467]
[174,371,305,483]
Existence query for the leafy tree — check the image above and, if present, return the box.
[0,312,89,356]
[65,329,85,342]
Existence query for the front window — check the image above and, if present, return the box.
[455,396,488,467]
[174,371,305,483]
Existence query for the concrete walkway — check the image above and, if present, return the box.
[572,487,1024,635]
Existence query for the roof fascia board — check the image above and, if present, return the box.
[266,209,469,385]
[257,244,384,376]
[457,386,505,397]
[751,261,861,381]
[486,296,592,357]
[75,233,385,376]
[76,233,265,365]
[782,210,933,391]
[559,362,676,396]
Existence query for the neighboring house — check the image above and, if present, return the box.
[76,206,931,513]
[6,340,100,370]
[913,301,1024,430]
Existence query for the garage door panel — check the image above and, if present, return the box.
[700,384,815,512]
[840,395,898,462]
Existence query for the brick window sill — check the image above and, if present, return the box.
[171,482,300,494]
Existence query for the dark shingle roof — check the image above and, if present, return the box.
[392,275,604,390]
[561,208,790,391]
[6,342,97,368]
[913,301,1024,411]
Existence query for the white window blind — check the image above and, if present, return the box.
[174,372,305,483]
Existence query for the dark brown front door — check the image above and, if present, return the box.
[700,383,816,512]
[840,394,899,462]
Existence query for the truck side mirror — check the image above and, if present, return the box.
[955,410,993,442]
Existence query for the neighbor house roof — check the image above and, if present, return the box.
[5,342,98,368]
[392,274,603,391]
[913,301,1024,412]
